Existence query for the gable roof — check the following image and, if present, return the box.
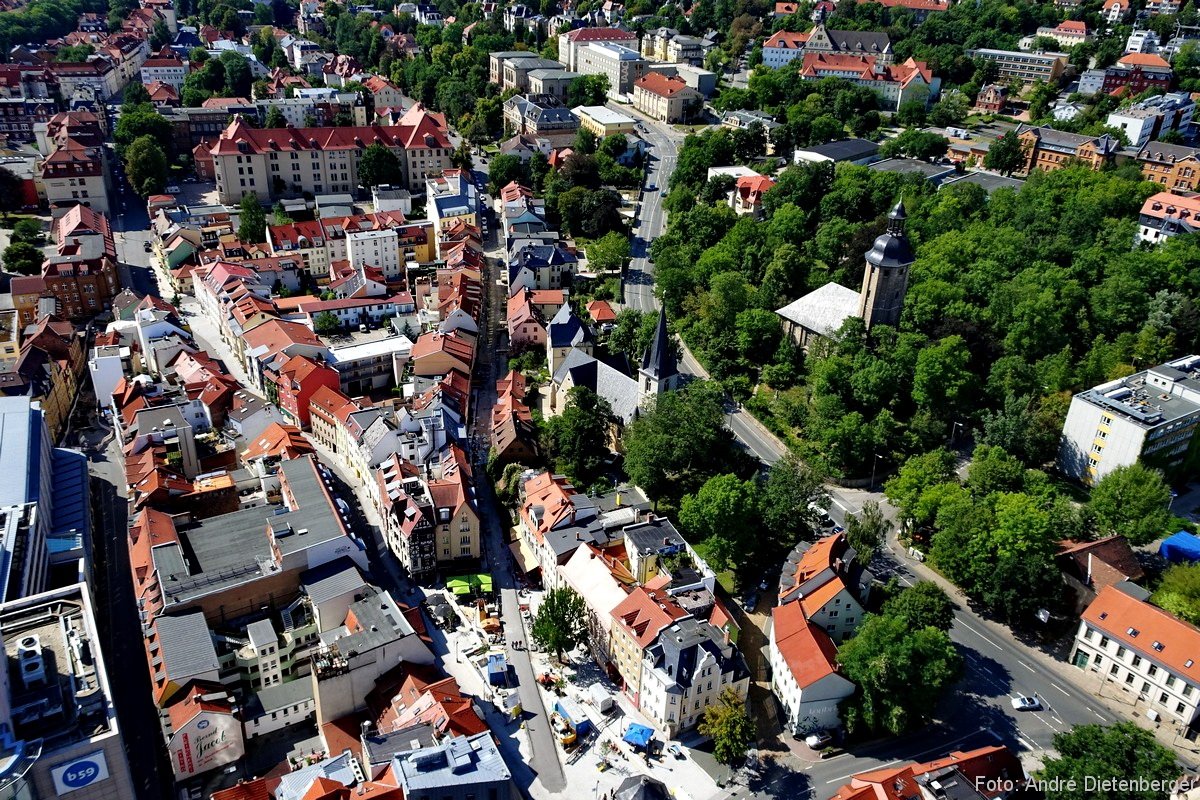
[1081,582,1200,681]
[772,601,847,688]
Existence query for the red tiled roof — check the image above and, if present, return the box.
[764,30,809,48]
[566,27,637,42]
[586,299,617,323]
[611,586,690,648]
[1118,52,1170,69]
[772,601,842,688]
[1082,584,1200,681]
[635,72,694,97]
[210,111,450,157]
[243,422,315,461]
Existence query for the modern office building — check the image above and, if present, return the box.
[1058,355,1200,483]
[0,583,136,800]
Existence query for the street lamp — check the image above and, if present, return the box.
[870,453,883,490]
[950,420,964,446]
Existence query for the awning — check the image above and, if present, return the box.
[476,574,494,594]
[447,577,472,595]
[509,540,540,574]
[623,723,654,749]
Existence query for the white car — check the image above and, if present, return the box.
[804,731,832,748]
[1010,695,1040,711]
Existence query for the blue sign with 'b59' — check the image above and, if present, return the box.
[51,752,110,794]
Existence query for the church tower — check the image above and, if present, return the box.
[639,305,680,403]
[858,201,914,330]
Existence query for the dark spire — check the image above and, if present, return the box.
[641,305,677,380]
[887,200,906,235]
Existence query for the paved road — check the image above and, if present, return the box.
[621,113,680,314]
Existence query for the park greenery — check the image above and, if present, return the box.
[1038,723,1180,800]
[656,131,1200,486]
[884,445,1181,623]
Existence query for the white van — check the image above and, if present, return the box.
[808,502,834,529]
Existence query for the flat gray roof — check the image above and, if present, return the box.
[0,397,40,507]
[155,610,219,683]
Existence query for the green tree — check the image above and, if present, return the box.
[607,309,657,362]
[1088,463,1172,546]
[585,231,630,273]
[122,81,151,107]
[567,74,609,107]
[1151,562,1200,625]
[1,242,42,275]
[313,311,341,335]
[912,335,972,415]
[238,193,267,243]
[983,131,1025,176]
[264,106,288,128]
[541,387,614,488]
[679,473,761,572]
[884,449,957,522]
[698,688,756,766]
[124,135,169,198]
[879,130,950,161]
[358,143,403,189]
[881,581,956,632]
[838,614,962,736]
[488,153,528,193]
[966,444,1026,498]
[845,500,889,566]
[623,382,741,503]
[531,586,587,662]
[115,106,174,157]
[10,219,42,245]
[762,454,829,544]
[1039,723,1179,800]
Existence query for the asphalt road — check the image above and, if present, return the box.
[622,113,679,314]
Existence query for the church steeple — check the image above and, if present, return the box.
[640,305,679,400]
[858,200,914,330]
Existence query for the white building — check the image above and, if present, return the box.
[637,616,750,738]
[1070,581,1200,727]
[347,227,402,280]
[1106,91,1194,149]
[1057,354,1200,484]
[1138,191,1200,244]
[769,601,856,736]
[1126,29,1160,54]
[139,52,188,90]
[576,42,648,96]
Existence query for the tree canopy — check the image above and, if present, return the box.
[1039,723,1179,800]
[358,143,403,189]
[125,136,168,198]
[540,387,614,491]
[881,581,957,632]
[237,194,267,245]
[699,689,756,766]
[1087,464,1173,546]
[838,613,962,736]
[531,587,587,662]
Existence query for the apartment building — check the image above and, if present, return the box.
[609,587,690,705]
[577,42,648,96]
[139,49,188,90]
[41,136,112,218]
[1103,53,1173,94]
[798,54,936,112]
[1137,191,1200,245]
[965,48,1067,85]
[558,27,638,71]
[763,25,893,68]
[633,73,701,123]
[1107,92,1194,149]
[502,94,580,136]
[638,616,750,738]
[208,107,451,204]
[1071,581,1200,727]
[1058,355,1200,483]
[528,69,578,101]
[769,600,855,736]
[1139,141,1200,191]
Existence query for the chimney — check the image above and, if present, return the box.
[1086,552,1093,587]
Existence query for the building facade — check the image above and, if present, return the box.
[1058,355,1200,483]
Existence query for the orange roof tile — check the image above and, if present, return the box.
[1082,584,1200,682]
[772,601,842,688]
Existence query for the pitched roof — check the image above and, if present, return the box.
[635,72,694,98]
[243,422,316,461]
[771,601,845,688]
[566,27,637,42]
[1082,583,1200,681]
[586,299,617,323]
[210,113,450,158]
[1118,52,1170,69]
[775,281,860,336]
[612,586,690,648]
[640,305,676,381]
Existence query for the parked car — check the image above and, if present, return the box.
[1010,695,1040,711]
[805,731,833,749]
[742,591,759,610]
[165,184,181,193]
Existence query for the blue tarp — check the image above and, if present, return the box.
[623,723,654,749]
[1160,531,1200,563]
